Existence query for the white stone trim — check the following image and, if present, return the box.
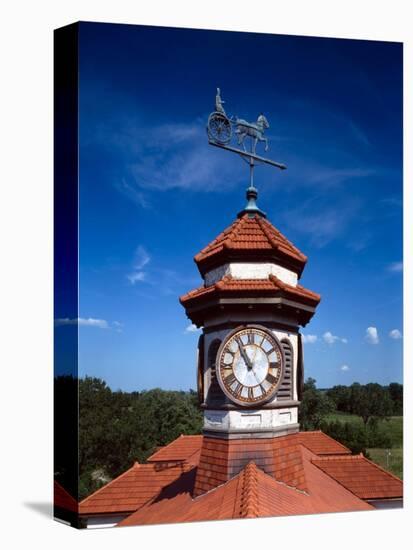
[203,407,298,431]
[204,263,298,287]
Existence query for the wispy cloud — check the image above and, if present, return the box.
[302,334,318,344]
[340,365,350,372]
[113,321,124,333]
[323,331,348,345]
[55,317,109,329]
[88,115,245,208]
[185,323,201,334]
[387,261,403,273]
[127,245,151,285]
[125,244,198,297]
[115,179,150,209]
[282,195,362,248]
[308,167,375,187]
[389,329,402,340]
[365,326,379,345]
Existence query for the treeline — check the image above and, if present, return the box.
[300,378,403,455]
[55,376,402,501]
[326,382,403,418]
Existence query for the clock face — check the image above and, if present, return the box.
[216,326,284,406]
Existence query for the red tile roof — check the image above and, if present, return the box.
[180,274,320,309]
[193,431,349,497]
[312,454,403,500]
[147,435,203,465]
[118,452,372,527]
[293,430,351,456]
[194,214,307,276]
[80,431,401,523]
[79,462,194,516]
[54,481,78,513]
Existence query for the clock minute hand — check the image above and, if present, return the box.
[236,338,253,370]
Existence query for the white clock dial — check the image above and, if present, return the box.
[216,326,284,406]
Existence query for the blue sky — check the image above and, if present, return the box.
[56,22,402,391]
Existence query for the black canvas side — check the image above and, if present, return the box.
[53,22,80,529]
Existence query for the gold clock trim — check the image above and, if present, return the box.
[216,325,285,407]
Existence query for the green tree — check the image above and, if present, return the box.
[299,378,335,431]
[350,382,393,426]
[388,382,403,415]
[326,385,352,413]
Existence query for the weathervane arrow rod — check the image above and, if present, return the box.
[207,140,287,170]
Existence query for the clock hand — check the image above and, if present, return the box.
[236,337,253,370]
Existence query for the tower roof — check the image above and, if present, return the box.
[194,214,307,277]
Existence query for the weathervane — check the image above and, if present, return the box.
[207,88,286,218]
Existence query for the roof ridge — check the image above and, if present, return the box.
[312,454,364,462]
[260,217,308,258]
[239,462,260,518]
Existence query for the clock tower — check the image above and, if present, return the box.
[180,189,320,495]
[180,197,320,441]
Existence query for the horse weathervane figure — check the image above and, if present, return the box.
[207,88,286,218]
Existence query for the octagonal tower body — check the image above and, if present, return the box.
[180,212,320,439]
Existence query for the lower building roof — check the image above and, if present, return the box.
[119,448,372,527]
[79,431,402,522]
[312,454,403,500]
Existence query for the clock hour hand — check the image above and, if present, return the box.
[236,337,253,370]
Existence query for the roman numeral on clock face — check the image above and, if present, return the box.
[247,332,254,345]
[225,372,237,386]
[266,372,277,385]
[233,382,243,397]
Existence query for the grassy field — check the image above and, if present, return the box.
[325,412,403,479]
[367,447,403,479]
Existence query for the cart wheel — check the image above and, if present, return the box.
[207,112,232,144]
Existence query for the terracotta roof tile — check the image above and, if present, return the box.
[79,462,194,515]
[194,214,307,276]
[292,430,351,455]
[312,454,403,500]
[180,274,320,309]
[118,453,372,527]
[81,431,400,521]
[147,435,203,465]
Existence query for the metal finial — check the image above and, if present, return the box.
[238,184,266,218]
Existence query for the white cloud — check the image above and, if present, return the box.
[133,246,150,270]
[389,329,402,340]
[302,334,317,344]
[127,271,146,284]
[388,261,403,273]
[323,331,347,345]
[127,246,150,284]
[340,365,350,372]
[365,326,379,345]
[55,317,109,329]
[185,323,201,333]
